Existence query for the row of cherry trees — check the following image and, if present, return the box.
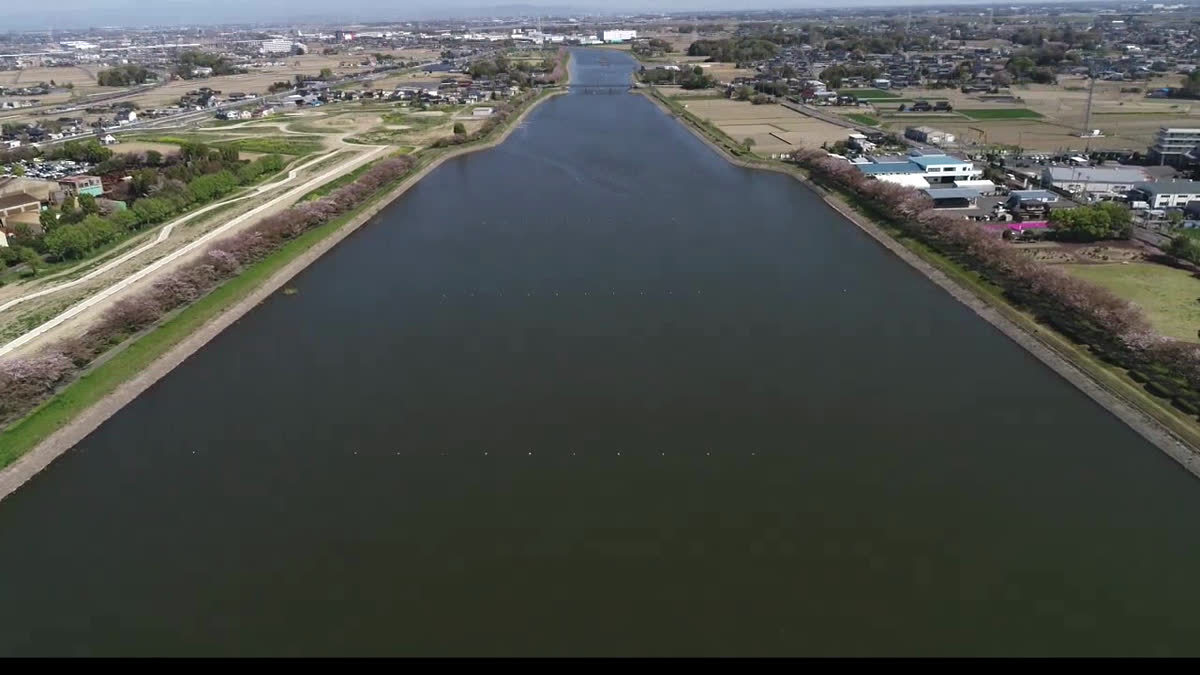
[0,156,415,427]
[795,148,1200,408]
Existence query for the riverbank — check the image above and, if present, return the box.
[0,85,568,501]
[637,87,1200,480]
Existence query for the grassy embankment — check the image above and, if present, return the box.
[0,83,568,468]
[650,85,1200,450]
[1065,263,1200,343]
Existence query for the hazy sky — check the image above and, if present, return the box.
[2,0,1093,30]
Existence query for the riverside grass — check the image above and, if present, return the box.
[0,82,568,472]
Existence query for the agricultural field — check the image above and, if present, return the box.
[681,98,848,153]
[884,73,1200,151]
[838,88,900,99]
[959,108,1044,120]
[842,113,882,126]
[1064,262,1200,342]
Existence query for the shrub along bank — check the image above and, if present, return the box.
[795,148,1200,417]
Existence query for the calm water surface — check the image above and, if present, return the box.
[2,49,1200,656]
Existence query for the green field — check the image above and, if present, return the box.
[844,113,881,126]
[215,136,325,156]
[838,88,899,99]
[959,108,1044,120]
[1064,262,1200,342]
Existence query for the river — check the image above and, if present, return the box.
[2,48,1200,656]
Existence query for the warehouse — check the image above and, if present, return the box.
[1041,165,1152,199]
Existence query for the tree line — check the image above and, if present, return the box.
[797,149,1200,417]
[97,65,157,87]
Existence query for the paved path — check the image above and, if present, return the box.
[0,151,335,316]
[0,145,390,357]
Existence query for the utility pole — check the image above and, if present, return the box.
[1080,66,1096,139]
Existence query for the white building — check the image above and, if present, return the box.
[260,38,296,55]
[601,30,637,43]
[1149,127,1200,166]
[855,149,981,185]
[905,125,955,146]
[1041,165,1152,198]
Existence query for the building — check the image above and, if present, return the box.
[601,30,637,43]
[1005,190,1060,212]
[905,125,955,146]
[1149,127,1200,166]
[57,175,103,198]
[854,149,981,185]
[1129,180,1200,208]
[0,191,40,233]
[260,38,296,54]
[1041,165,1152,199]
[921,187,981,209]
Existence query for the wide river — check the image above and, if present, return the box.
[3,49,1200,656]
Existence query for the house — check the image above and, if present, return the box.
[1042,165,1152,199]
[114,110,137,124]
[100,134,118,145]
[57,175,103,198]
[1129,180,1200,208]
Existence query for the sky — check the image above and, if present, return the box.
[2,0,1102,30]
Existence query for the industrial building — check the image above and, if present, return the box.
[1129,180,1200,208]
[905,125,955,146]
[1041,165,1152,199]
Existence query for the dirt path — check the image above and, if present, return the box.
[0,153,334,317]
[0,146,388,358]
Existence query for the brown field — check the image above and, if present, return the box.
[886,73,1200,151]
[0,65,99,87]
[682,98,848,153]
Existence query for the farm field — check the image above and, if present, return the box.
[959,108,1044,120]
[1064,262,1200,342]
[681,98,847,153]
[838,88,899,99]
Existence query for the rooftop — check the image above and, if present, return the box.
[0,191,39,210]
[1044,166,1150,184]
[1135,180,1200,195]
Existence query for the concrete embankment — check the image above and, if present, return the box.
[635,87,1200,481]
[0,88,568,502]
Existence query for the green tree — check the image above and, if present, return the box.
[17,246,41,276]
[453,122,466,135]
[78,193,99,215]
[11,165,24,177]
[319,67,334,80]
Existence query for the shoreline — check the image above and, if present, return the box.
[0,87,567,502]
[635,87,1200,480]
